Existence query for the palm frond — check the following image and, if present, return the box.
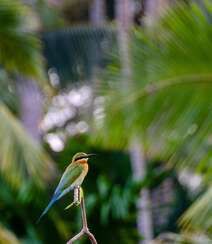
[0,224,20,244]
[0,103,55,191]
[0,69,18,112]
[92,0,212,233]
[152,231,211,244]
[180,186,212,234]
[0,0,44,79]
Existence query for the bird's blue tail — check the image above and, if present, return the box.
[36,192,60,223]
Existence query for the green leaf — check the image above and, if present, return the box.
[180,187,212,235]
[0,0,44,79]
[0,103,55,192]
[0,224,20,244]
[92,1,212,233]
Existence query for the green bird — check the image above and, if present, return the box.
[37,152,95,222]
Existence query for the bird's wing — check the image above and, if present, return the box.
[54,163,83,195]
[37,163,84,222]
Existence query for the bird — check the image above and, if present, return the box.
[37,152,95,222]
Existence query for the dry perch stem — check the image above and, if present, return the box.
[66,187,97,244]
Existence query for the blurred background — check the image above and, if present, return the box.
[0,0,211,243]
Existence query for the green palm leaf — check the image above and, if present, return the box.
[180,186,212,234]
[93,0,212,233]
[0,224,20,244]
[0,0,55,193]
[0,103,55,190]
[0,0,44,79]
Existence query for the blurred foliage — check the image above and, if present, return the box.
[30,0,65,31]
[93,0,212,238]
[0,0,211,243]
[0,0,44,79]
[43,26,116,87]
[55,0,115,24]
[0,103,55,190]
[152,231,211,244]
[180,186,212,234]
[0,1,57,242]
[0,224,20,244]
[0,70,17,113]
[59,0,90,24]
[0,0,55,191]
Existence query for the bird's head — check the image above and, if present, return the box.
[72,152,95,164]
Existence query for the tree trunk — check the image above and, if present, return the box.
[17,77,43,142]
[88,0,106,125]
[89,0,106,25]
[89,0,106,73]
[130,138,153,244]
[144,0,171,26]
[115,1,153,243]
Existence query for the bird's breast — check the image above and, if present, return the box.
[74,163,88,187]
[83,163,89,174]
[78,159,88,164]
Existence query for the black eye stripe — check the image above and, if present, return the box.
[75,155,87,161]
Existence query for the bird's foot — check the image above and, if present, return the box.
[64,199,80,210]
[75,200,81,206]
[65,187,83,210]
[64,202,74,210]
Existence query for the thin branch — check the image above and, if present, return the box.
[66,187,97,244]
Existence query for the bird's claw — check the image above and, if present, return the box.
[75,200,81,206]
[64,199,81,210]
[64,191,81,210]
[64,202,74,210]
[65,187,83,210]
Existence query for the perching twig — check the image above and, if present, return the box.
[66,187,97,244]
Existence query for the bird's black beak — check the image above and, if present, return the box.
[86,153,96,158]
